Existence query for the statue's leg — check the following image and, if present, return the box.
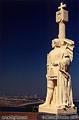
[46,87,54,105]
[51,86,56,107]
[50,79,57,107]
[39,80,54,107]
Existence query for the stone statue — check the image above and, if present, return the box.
[39,2,77,114]
[40,38,74,108]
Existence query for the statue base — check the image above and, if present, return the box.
[37,112,78,120]
[39,106,77,114]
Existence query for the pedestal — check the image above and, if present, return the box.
[37,107,78,120]
[39,106,77,114]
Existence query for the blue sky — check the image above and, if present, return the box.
[0,0,79,98]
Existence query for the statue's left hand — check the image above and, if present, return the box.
[52,61,59,66]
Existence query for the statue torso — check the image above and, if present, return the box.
[49,47,65,64]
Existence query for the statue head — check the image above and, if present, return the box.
[52,39,61,48]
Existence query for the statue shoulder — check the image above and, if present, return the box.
[48,49,54,56]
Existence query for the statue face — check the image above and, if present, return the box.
[52,39,61,48]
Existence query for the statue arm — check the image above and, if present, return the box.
[51,61,59,66]
[59,50,71,72]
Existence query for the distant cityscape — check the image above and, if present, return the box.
[0,94,46,100]
[0,94,46,108]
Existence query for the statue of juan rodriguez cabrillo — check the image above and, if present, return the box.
[39,2,77,114]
